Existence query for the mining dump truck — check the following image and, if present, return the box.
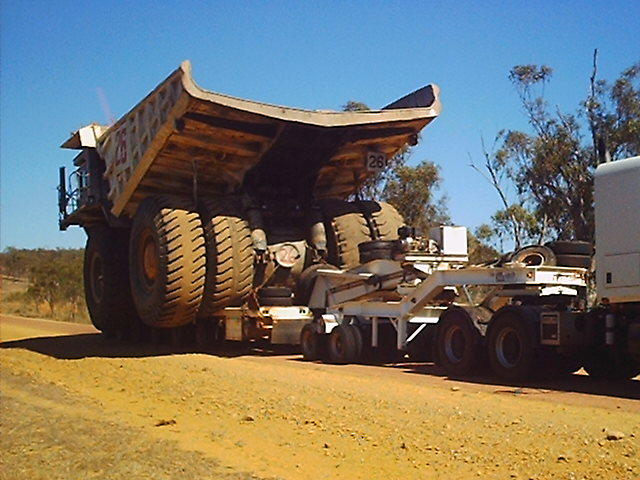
[58,61,441,345]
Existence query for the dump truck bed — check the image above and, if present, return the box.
[62,61,441,217]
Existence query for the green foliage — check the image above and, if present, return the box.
[342,100,370,112]
[477,54,640,247]
[0,247,86,321]
[383,160,450,233]
[467,230,500,265]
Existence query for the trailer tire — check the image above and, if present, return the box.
[300,324,325,361]
[348,324,364,361]
[583,350,640,380]
[436,308,482,377]
[328,325,358,364]
[129,196,206,328]
[555,254,592,269]
[199,197,253,316]
[84,227,138,333]
[539,350,582,377]
[487,307,538,381]
[546,241,593,256]
[511,245,557,266]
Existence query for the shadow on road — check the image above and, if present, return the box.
[3,332,638,401]
[0,333,298,360]
[391,361,640,401]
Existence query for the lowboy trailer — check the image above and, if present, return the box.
[299,158,640,382]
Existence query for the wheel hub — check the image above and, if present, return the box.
[444,325,466,363]
[140,229,159,284]
[496,327,522,368]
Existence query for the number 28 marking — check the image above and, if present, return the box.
[366,152,388,171]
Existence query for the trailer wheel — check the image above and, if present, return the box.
[583,349,640,380]
[129,196,206,328]
[436,308,482,377]
[487,308,537,381]
[300,324,324,361]
[348,324,364,361]
[84,227,139,334]
[328,325,358,364]
[538,350,582,377]
[199,197,253,316]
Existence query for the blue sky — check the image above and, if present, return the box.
[1,1,639,249]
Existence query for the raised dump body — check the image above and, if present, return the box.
[58,61,442,343]
[62,60,440,219]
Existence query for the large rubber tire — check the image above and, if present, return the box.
[259,286,292,297]
[300,323,325,361]
[328,325,358,364]
[322,199,373,269]
[555,254,592,269]
[348,324,364,362]
[258,286,293,306]
[199,197,254,316]
[511,245,557,266]
[129,196,206,328]
[371,202,404,239]
[539,351,582,378]
[487,307,538,381]
[546,241,593,256]
[436,307,483,377]
[358,240,396,263]
[84,227,138,334]
[583,349,640,381]
[321,200,405,269]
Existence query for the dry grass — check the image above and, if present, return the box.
[0,276,90,324]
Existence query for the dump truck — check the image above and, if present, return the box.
[58,61,441,345]
[59,63,638,381]
[299,156,640,381]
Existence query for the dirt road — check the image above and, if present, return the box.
[1,314,638,479]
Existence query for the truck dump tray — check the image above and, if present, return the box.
[62,61,441,217]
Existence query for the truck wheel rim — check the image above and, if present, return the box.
[90,253,104,303]
[140,228,159,285]
[496,327,522,368]
[444,325,466,363]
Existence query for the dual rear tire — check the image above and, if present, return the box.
[87,194,254,332]
[321,200,404,269]
[128,196,206,328]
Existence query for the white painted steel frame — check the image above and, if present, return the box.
[324,264,586,350]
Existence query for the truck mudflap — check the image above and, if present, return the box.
[62,61,441,218]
